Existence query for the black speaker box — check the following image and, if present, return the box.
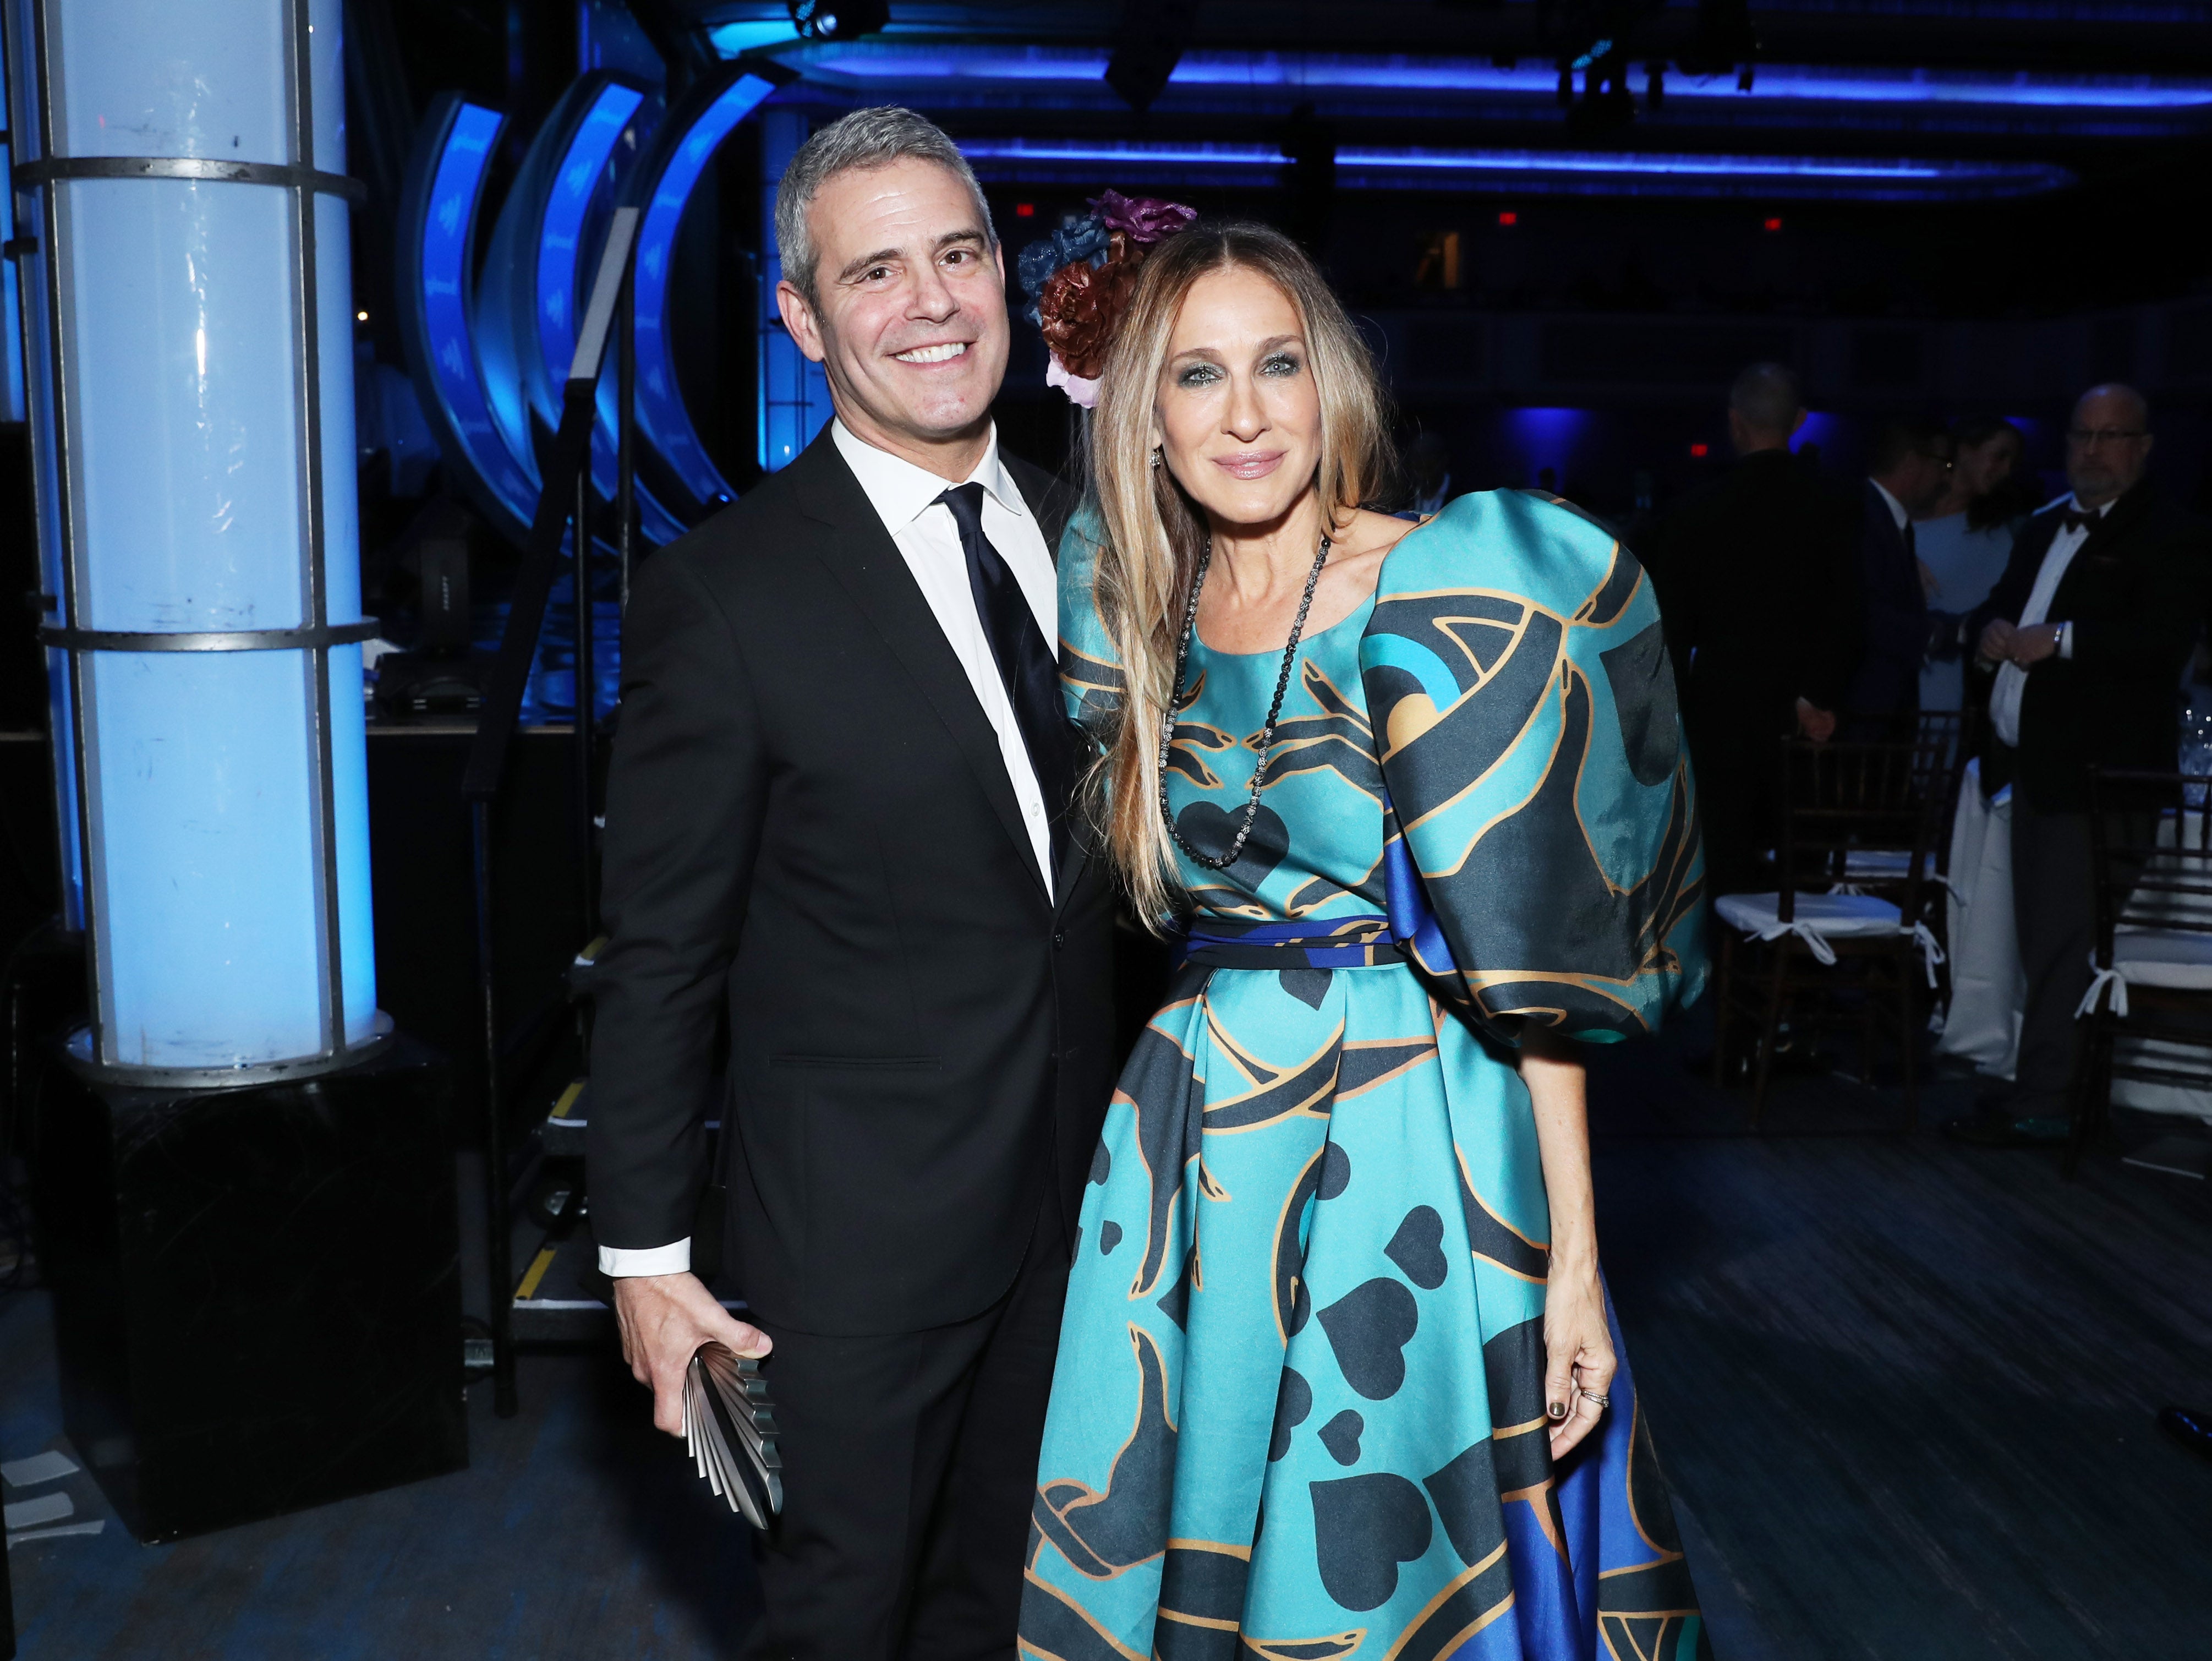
[32,1035,466,1541]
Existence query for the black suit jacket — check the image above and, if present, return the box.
[1970,483,2212,812]
[1648,447,1859,722]
[586,429,1118,1337]
[1843,480,1930,720]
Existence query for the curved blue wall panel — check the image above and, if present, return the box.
[626,69,778,513]
[398,96,538,540]
[477,71,689,545]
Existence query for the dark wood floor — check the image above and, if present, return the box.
[6,1048,2211,1658]
[1594,1044,2212,1660]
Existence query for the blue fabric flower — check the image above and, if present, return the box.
[1015,215,1111,305]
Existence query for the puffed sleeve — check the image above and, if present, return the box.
[1360,490,1708,1044]
[1056,501,1125,750]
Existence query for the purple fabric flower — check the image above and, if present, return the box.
[1089,189,1197,244]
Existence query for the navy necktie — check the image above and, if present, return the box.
[937,483,1071,879]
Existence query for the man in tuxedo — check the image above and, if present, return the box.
[1946,384,2212,1146]
[1649,362,1859,897]
[1842,417,1952,734]
[584,107,1116,1658]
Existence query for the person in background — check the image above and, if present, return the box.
[1649,361,1859,897]
[1917,416,2029,713]
[1844,417,1953,734]
[1946,384,2212,1148]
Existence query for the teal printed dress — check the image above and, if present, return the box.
[1020,491,1711,1661]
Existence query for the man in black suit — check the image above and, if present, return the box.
[1843,417,1952,734]
[1947,384,2212,1146]
[584,107,1116,1658]
[1649,362,1859,897]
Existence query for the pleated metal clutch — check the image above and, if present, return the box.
[683,1342,784,1528]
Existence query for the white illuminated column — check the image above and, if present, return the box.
[6,0,381,1076]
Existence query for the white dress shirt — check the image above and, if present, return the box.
[1990,498,2102,749]
[1871,477,1910,534]
[599,420,1058,1280]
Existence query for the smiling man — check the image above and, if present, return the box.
[584,107,1118,1659]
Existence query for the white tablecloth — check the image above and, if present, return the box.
[1935,759,2023,1077]
[1935,760,2212,1120]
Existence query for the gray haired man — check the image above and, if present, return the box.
[585,107,1116,1657]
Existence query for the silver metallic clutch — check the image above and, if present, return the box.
[683,1342,784,1527]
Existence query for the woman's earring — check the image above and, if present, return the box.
[1151,446,1163,469]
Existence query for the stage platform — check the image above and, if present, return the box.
[6,1049,2211,1658]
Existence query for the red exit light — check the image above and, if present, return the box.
[1690,442,1709,458]
[1015,201,1036,217]
[1497,210,1519,227]
[1762,216,1783,232]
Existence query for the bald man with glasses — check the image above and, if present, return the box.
[1947,384,2212,1148]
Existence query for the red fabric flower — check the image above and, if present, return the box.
[1038,232,1148,380]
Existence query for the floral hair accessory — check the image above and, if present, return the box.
[1014,188,1197,406]
[1089,189,1198,245]
[1015,218,1112,323]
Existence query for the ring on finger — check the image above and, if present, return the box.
[1578,1387,1611,1408]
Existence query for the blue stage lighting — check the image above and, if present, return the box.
[397,96,540,539]
[760,42,2212,116]
[626,69,780,512]
[710,20,803,55]
[474,73,692,547]
[954,138,2073,200]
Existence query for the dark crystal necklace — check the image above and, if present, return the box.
[1159,529,1333,871]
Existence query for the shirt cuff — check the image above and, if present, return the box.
[599,1238,691,1277]
[2058,620,2074,659]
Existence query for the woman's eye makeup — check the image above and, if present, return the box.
[1172,352,1302,387]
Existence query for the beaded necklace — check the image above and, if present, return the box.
[1158,531,1332,871]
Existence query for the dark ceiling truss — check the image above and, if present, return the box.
[680,1,2212,74]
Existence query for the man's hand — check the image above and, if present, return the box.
[612,1272,773,1436]
[2008,623,2063,666]
[1977,618,2017,666]
[1795,698,1837,744]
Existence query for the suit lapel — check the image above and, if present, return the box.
[1002,451,1098,911]
[790,434,1049,905]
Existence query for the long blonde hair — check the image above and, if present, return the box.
[1086,223,1396,927]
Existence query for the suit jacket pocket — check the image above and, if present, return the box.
[778,1059,959,1316]
[770,1054,940,1071]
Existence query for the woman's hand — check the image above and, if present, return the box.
[1543,1256,1616,1458]
[1518,1025,1614,1459]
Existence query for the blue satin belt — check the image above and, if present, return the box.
[1176,914,1405,970]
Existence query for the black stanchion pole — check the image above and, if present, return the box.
[573,468,597,942]
[458,207,637,1417]
[617,249,636,613]
[472,797,517,1419]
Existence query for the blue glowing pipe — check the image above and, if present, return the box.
[755,41,2212,115]
[14,0,378,1073]
[956,138,2074,200]
[621,65,781,514]
[395,95,540,540]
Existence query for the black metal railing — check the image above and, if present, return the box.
[461,206,639,1418]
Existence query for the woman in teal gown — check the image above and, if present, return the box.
[1018,223,1709,1661]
